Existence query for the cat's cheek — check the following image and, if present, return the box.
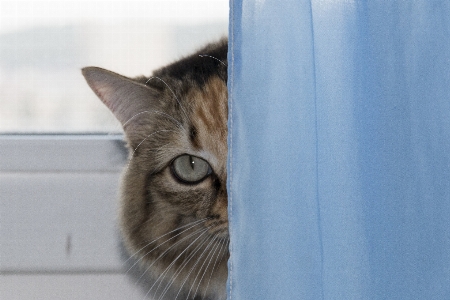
[149,169,212,207]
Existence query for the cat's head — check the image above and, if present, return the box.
[82,39,228,300]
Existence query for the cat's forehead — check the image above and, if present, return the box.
[187,76,228,172]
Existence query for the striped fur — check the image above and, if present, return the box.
[82,38,228,300]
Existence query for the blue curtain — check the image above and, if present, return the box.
[227,1,450,299]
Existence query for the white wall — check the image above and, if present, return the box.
[0,135,151,299]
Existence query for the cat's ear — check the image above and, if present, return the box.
[82,67,158,128]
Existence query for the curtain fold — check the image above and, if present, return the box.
[227,0,450,299]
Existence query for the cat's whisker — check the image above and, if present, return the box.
[133,130,179,154]
[153,231,214,300]
[124,218,208,272]
[125,129,183,171]
[149,219,208,250]
[145,76,190,122]
[133,227,207,286]
[202,238,228,299]
[127,218,207,261]
[135,226,207,281]
[193,235,224,298]
[157,231,216,300]
[198,54,227,66]
[174,234,219,300]
[122,110,184,131]
[186,234,221,300]
[127,229,208,279]
[140,227,211,300]
[135,226,209,287]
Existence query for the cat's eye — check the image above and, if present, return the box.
[171,154,212,184]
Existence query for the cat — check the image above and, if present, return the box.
[82,38,229,300]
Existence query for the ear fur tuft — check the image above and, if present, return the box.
[82,67,159,127]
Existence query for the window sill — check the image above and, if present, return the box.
[1,134,128,274]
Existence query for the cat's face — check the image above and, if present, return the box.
[82,39,228,300]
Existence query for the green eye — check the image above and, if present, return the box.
[171,154,211,183]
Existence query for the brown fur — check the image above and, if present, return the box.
[82,39,228,300]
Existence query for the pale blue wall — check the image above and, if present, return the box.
[227,1,450,299]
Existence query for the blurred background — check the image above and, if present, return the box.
[0,0,228,133]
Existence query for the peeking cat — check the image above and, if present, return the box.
[82,38,229,300]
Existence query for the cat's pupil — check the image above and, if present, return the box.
[190,155,195,170]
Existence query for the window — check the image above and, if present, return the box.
[0,0,228,133]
